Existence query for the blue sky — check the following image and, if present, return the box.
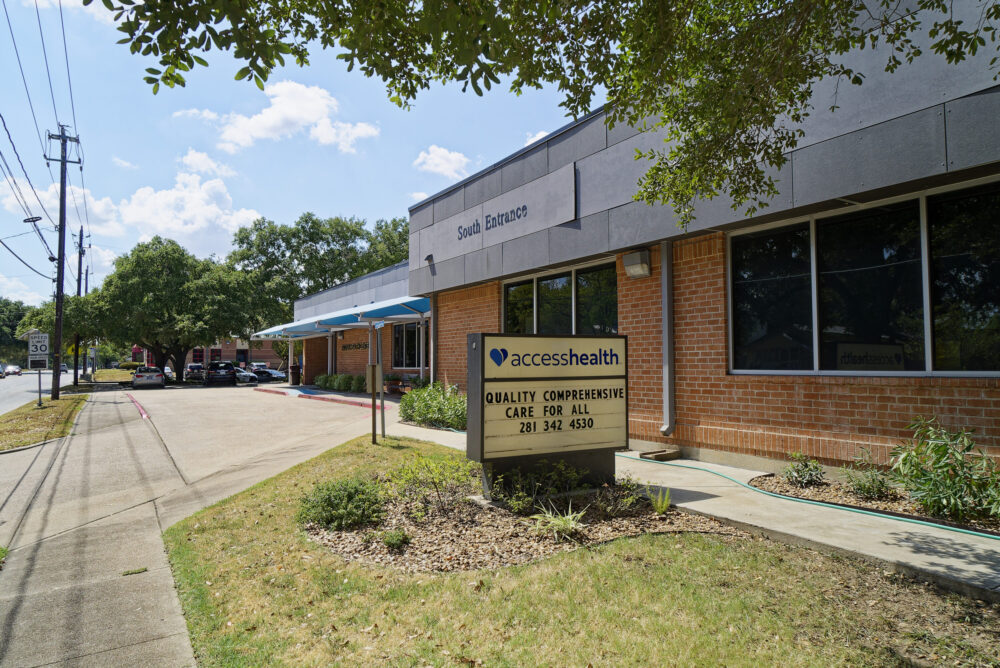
[0,1,586,305]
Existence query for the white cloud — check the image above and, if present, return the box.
[112,156,137,170]
[31,0,115,25]
[0,273,45,305]
[173,108,220,122]
[524,130,550,146]
[410,192,429,201]
[413,145,470,180]
[119,172,259,236]
[0,178,125,237]
[179,148,235,177]
[309,118,380,153]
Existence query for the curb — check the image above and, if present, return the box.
[670,505,1000,604]
[253,386,399,410]
[0,437,62,456]
[253,388,288,397]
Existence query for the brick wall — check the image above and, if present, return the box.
[183,340,281,367]
[437,282,501,390]
[302,337,328,384]
[335,329,371,376]
[664,232,1000,465]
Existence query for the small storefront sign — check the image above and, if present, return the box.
[467,334,628,462]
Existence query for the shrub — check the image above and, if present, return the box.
[531,502,587,541]
[334,374,352,391]
[380,528,410,551]
[350,374,366,393]
[592,475,643,517]
[119,361,141,370]
[841,448,893,501]
[296,477,385,530]
[490,459,589,515]
[891,417,999,520]
[782,452,825,488]
[649,487,671,514]
[399,382,467,430]
[410,376,430,390]
[388,454,480,515]
[314,374,328,388]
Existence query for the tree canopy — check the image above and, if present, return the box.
[1,297,31,365]
[94,0,1000,227]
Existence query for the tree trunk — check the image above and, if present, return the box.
[169,347,191,382]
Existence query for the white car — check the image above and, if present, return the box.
[132,366,166,388]
[234,368,258,383]
[163,366,175,380]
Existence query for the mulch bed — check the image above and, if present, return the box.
[750,474,1000,535]
[306,497,748,573]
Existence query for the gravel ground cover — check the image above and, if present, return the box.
[751,474,1000,535]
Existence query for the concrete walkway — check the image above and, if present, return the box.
[616,453,1000,603]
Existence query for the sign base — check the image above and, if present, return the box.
[480,448,618,500]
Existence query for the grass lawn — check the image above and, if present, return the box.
[0,394,88,452]
[93,369,134,382]
[164,436,1000,667]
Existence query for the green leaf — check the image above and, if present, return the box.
[254,75,264,91]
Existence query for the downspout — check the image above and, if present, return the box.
[659,241,676,436]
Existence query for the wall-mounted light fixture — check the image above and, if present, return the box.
[623,250,651,279]
[424,253,434,264]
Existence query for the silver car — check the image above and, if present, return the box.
[132,366,166,388]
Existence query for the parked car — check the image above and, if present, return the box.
[0,363,6,378]
[185,363,205,382]
[203,361,237,386]
[8,365,22,376]
[60,363,68,373]
[253,368,286,382]
[163,366,175,380]
[249,362,268,371]
[132,366,166,389]
[234,368,258,383]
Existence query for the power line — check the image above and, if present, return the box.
[1,0,45,155]
[0,151,34,218]
[57,0,77,131]
[0,238,49,279]
[0,230,34,241]
[33,0,61,125]
[0,111,56,227]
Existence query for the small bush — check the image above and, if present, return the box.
[531,502,587,541]
[296,477,385,530]
[119,361,141,370]
[334,374,352,391]
[410,376,430,390]
[380,528,410,551]
[399,382,467,430]
[891,417,999,520]
[314,374,328,388]
[491,459,589,515]
[841,448,893,501]
[782,452,825,488]
[350,374,366,393]
[592,475,643,517]
[388,454,480,515]
[649,487,671,514]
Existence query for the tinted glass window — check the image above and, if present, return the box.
[504,281,533,334]
[576,264,618,335]
[817,201,924,370]
[928,183,1000,371]
[731,223,814,370]
[537,273,572,334]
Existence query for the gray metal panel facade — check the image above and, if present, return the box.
[409,12,1000,296]
[293,262,411,321]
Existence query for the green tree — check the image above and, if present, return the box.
[94,0,1000,227]
[0,297,30,366]
[16,296,98,358]
[362,217,409,274]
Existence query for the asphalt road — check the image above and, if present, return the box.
[0,372,50,417]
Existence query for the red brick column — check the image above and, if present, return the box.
[436,282,501,390]
[302,337,328,385]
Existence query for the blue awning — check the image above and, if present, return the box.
[251,295,430,340]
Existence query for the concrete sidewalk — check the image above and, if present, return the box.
[616,453,1000,603]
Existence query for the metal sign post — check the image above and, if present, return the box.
[28,332,49,407]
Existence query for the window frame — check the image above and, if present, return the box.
[391,321,429,369]
[501,258,618,336]
[727,174,1000,378]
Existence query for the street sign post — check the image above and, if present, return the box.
[28,333,49,406]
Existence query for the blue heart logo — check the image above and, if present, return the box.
[489,348,508,366]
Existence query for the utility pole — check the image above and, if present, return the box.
[45,124,80,400]
[73,225,85,386]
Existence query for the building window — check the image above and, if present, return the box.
[537,272,572,334]
[392,323,429,368]
[576,264,618,335]
[192,348,204,364]
[210,348,222,362]
[929,183,1000,371]
[504,280,533,334]
[731,223,813,370]
[817,202,925,371]
[729,180,1000,375]
[503,262,618,335]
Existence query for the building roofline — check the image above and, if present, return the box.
[407,105,608,213]
[295,260,409,303]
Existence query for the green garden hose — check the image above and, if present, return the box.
[615,453,1000,542]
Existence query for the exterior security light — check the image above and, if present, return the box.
[424,253,434,264]
[623,250,651,279]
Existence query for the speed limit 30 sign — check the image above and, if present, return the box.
[28,333,49,369]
